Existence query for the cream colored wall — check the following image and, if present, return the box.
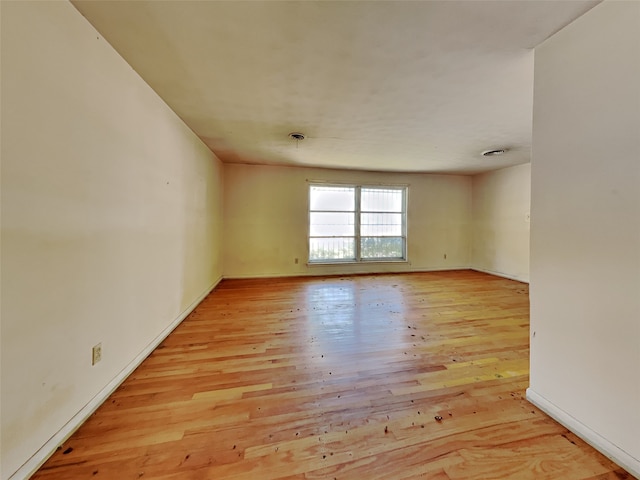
[529,0,640,475]
[224,164,471,278]
[471,164,530,282]
[0,3,223,479]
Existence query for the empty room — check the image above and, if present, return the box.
[1,1,638,479]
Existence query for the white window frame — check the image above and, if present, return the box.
[308,183,408,264]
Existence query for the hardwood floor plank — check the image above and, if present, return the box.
[31,271,631,479]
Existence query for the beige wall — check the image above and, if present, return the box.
[471,164,530,282]
[0,3,224,479]
[529,0,640,475]
[224,164,472,278]
[0,2,537,479]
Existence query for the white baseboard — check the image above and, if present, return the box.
[407,266,469,273]
[227,267,523,282]
[223,271,308,279]
[223,266,469,280]
[526,388,640,478]
[9,276,222,480]
[471,267,529,283]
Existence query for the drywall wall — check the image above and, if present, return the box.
[0,2,224,479]
[528,0,640,476]
[471,163,530,282]
[223,164,471,278]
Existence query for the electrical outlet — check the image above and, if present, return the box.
[444,253,447,260]
[92,343,102,365]
[294,258,299,264]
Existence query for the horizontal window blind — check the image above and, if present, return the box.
[309,185,406,263]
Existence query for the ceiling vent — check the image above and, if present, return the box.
[482,148,507,156]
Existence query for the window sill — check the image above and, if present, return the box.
[307,259,409,266]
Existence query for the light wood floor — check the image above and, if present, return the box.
[33,271,631,479]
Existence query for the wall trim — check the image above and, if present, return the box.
[223,266,469,280]
[9,276,222,480]
[471,267,529,284]
[408,266,469,273]
[526,388,640,478]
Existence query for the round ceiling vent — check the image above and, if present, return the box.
[289,132,305,141]
[482,149,507,156]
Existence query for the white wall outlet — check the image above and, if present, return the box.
[92,343,102,365]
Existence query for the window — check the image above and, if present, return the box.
[309,184,407,263]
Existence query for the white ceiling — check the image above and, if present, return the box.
[72,0,599,174]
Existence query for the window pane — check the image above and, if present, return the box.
[309,237,355,261]
[361,188,403,212]
[360,213,402,236]
[308,185,407,263]
[310,212,354,236]
[361,237,404,259]
[310,186,355,211]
